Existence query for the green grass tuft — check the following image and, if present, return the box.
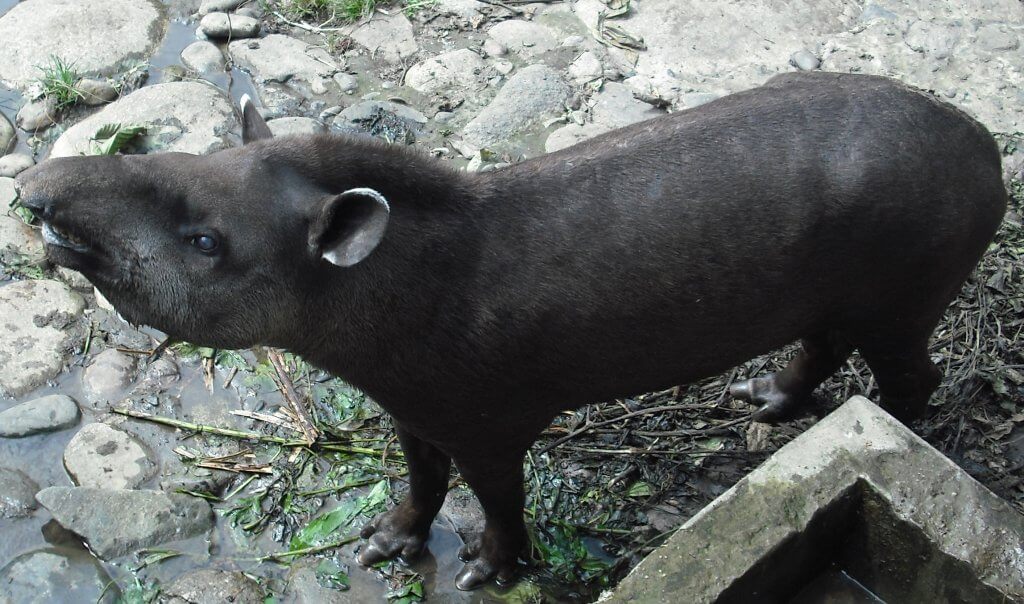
[36,55,83,111]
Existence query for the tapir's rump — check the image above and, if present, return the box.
[14,72,1007,590]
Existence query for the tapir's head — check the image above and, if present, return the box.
[13,97,392,349]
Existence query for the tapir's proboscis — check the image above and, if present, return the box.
[14,72,1006,590]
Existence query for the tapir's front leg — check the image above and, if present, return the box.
[452,452,528,590]
[359,426,451,564]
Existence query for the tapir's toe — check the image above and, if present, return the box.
[455,557,517,591]
[731,376,810,424]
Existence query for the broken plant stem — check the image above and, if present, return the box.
[268,349,320,445]
[247,535,361,562]
[112,408,310,446]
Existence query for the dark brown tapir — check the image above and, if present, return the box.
[14,72,1006,590]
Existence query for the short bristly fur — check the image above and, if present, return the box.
[15,72,1006,590]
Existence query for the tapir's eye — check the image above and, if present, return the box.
[189,234,219,254]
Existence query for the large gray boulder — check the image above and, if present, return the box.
[0,113,14,154]
[0,280,86,397]
[35,487,214,559]
[50,81,238,157]
[405,49,488,95]
[347,12,419,63]
[229,34,340,89]
[0,0,165,89]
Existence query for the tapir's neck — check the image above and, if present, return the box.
[263,137,490,402]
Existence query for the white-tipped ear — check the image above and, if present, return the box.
[309,188,391,267]
[240,94,273,144]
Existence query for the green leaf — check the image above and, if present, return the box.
[315,559,350,591]
[290,480,388,550]
[625,480,652,498]
[89,123,147,155]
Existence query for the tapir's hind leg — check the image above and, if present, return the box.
[730,331,853,423]
[855,338,942,423]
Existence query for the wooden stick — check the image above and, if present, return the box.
[268,349,320,445]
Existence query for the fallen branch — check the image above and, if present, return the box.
[112,407,310,446]
[268,349,320,445]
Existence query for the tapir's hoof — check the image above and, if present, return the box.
[356,513,429,566]
[730,376,807,424]
[454,558,517,591]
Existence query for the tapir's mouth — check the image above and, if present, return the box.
[41,221,91,253]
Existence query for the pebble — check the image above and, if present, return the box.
[15,98,57,132]
[0,280,85,397]
[198,0,246,16]
[0,549,116,603]
[562,35,586,47]
[493,60,515,76]
[487,20,557,56]
[199,12,260,39]
[310,78,330,95]
[405,49,487,95]
[82,348,138,407]
[482,38,507,57]
[266,117,327,137]
[181,41,225,72]
[319,105,343,120]
[76,79,118,106]
[569,51,604,82]
[56,267,93,291]
[0,113,14,154]
[63,423,154,489]
[2,154,37,184]
[349,12,419,63]
[333,72,359,94]
[462,64,570,149]
[0,213,43,262]
[164,569,264,604]
[0,467,38,518]
[35,486,214,559]
[0,394,80,438]
[789,49,820,71]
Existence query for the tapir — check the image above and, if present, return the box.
[14,72,1006,590]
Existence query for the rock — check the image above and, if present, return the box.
[0,176,14,205]
[284,558,374,603]
[0,0,165,90]
[0,214,43,262]
[14,97,58,132]
[51,82,238,158]
[789,49,820,71]
[198,0,246,16]
[229,35,340,85]
[0,113,14,154]
[267,117,327,137]
[545,122,611,153]
[200,12,261,39]
[569,51,604,82]
[181,41,225,73]
[0,394,80,438]
[405,49,487,95]
[591,82,663,130]
[562,35,586,47]
[487,20,557,56]
[56,267,93,291]
[35,487,214,559]
[333,72,359,94]
[462,64,570,149]
[348,12,419,63]
[335,100,428,132]
[75,79,118,106]
[82,349,138,407]
[0,549,117,603]
[903,20,961,60]
[858,3,898,22]
[0,280,85,397]
[63,423,154,489]
[440,486,485,541]
[236,5,263,19]
[976,24,1019,52]
[131,357,180,397]
[0,467,38,517]
[493,60,514,76]
[678,91,720,109]
[164,569,264,604]
[0,152,34,177]
[435,0,486,19]
[482,38,507,57]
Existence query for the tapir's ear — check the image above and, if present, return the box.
[308,188,390,267]
[240,94,273,144]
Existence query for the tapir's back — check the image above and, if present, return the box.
[469,72,1006,410]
